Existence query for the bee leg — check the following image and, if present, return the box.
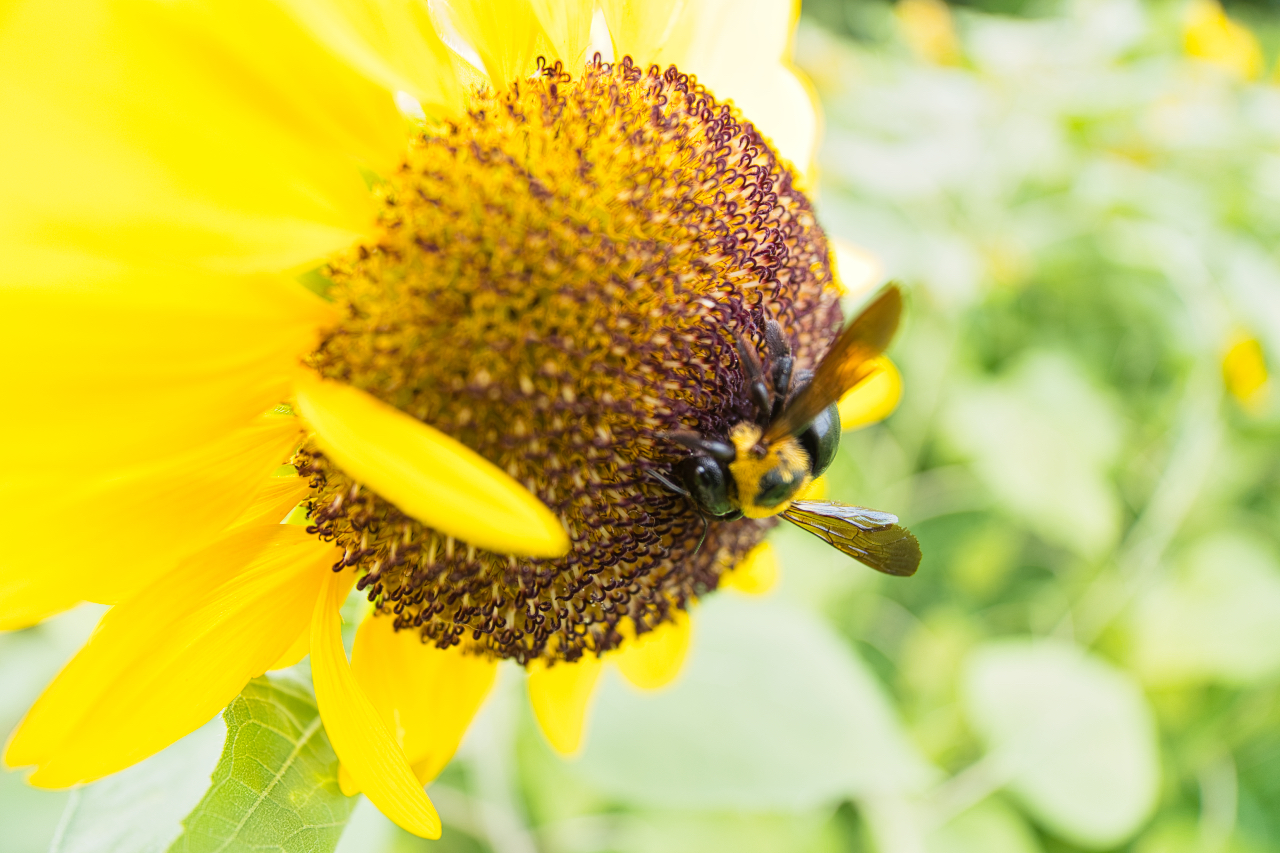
[788,368,814,403]
[735,334,772,426]
[691,511,710,558]
[765,319,793,420]
[661,431,736,462]
[645,468,716,555]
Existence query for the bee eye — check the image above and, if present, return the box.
[676,455,738,518]
[799,401,841,477]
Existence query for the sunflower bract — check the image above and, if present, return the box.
[297,58,841,664]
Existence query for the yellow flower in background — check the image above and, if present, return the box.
[1183,0,1264,79]
[896,0,963,66]
[0,0,902,839]
[1223,334,1270,410]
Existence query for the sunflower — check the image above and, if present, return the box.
[0,0,900,840]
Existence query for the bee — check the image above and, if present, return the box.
[655,285,922,577]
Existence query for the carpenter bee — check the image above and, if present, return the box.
[655,285,921,577]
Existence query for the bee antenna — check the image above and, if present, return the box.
[645,467,689,497]
[660,431,736,462]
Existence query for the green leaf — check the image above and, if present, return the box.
[167,675,355,853]
[572,595,936,810]
[942,352,1123,558]
[926,799,1043,853]
[962,639,1159,849]
[50,719,225,853]
[1130,532,1280,686]
[599,809,837,853]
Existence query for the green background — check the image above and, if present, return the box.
[5,0,1280,850]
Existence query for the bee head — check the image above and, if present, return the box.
[726,423,812,519]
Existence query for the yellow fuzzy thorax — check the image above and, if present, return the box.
[727,422,812,519]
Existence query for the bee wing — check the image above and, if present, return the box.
[781,499,921,577]
[764,285,902,443]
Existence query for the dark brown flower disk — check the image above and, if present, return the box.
[296,57,843,664]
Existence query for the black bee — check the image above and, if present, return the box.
[655,285,921,577]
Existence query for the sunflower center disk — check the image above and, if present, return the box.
[296,59,842,664]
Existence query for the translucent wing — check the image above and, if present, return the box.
[765,285,902,443]
[781,500,921,577]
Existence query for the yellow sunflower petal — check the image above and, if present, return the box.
[612,611,692,691]
[662,0,819,178]
[310,572,441,839]
[438,0,550,88]
[294,375,570,558]
[527,655,603,755]
[277,0,463,118]
[347,614,497,790]
[0,580,81,634]
[530,0,597,70]
[2,415,304,606]
[230,476,314,531]
[720,540,779,595]
[837,356,903,431]
[0,1,405,273]
[831,239,885,299]
[2,269,331,471]
[6,525,332,786]
[600,0,685,65]
[268,628,313,673]
[262,480,325,671]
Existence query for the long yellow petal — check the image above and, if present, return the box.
[661,0,819,178]
[527,655,603,755]
[837,357,903,431]
[230,476,314,531]
[2,438,308,632]
[438,0,550,88]
[529,0,597,70]
[310,572,441,839]
[600,0,685,65]
[348,614,497,789]
[612,612,692,691]
[261,475,322,671]
[1,415,304,606]
[0,1,404,273]
[720,540,779,595]
[1,268,332,472]
[277,0,464,118]
[268,628,313,673]
[0,579,81,634]
[6,525,333,785]
[294,375,570,558]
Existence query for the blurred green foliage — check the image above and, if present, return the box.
[800,0,1280,848]
[7,1,1280,851]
